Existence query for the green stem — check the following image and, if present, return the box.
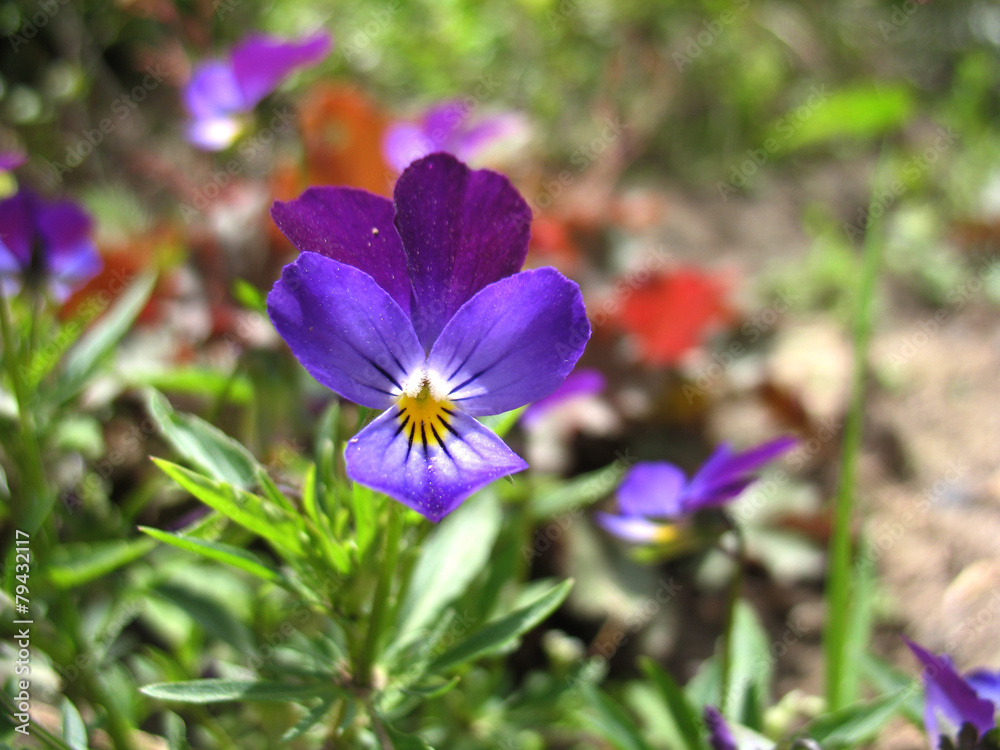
[718,522,746,715]
[357,501,404,686]
[0,294,50,540]
[823,156,885,712]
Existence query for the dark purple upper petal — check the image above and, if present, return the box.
[345,406,526,521]
[0,189,34,267]
[266,252,424,409]
[905,637,996,740]
[230,31,332,108]
[393,153,532,348]
[427,267,590,416]
[271,187,412,316]
[684,437,795,510]
[617,462,687,518]
[704,706,738,750]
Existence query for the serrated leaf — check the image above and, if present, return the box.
[427,579,572,674]
[148,389,258,489]
[62,698,88,750]
[139,527,284,584]
[141,679,340,704]
[57,272,157,402]
[392,492,503,655]
[46,537,155,588]
[640,657,708,750]
[802,689,911,747]
[152,459,304,557]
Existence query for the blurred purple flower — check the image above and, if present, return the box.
[184,31,332,150]
[0,151,26,173]
[267,153,590,521]
[0,188,101,300]
[705,706,738,750]
[596,436,796,543]
[906,637,1000,745]
[521,367,605,428]
[383,100,526,172]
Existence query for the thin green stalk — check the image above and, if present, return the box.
[0,294,50,538]
[357,502,405,686]
[719,522,746,715]
[823,158,885,711]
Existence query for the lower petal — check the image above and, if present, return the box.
[345,407,527,522]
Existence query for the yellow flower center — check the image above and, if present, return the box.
[396,377,456,455]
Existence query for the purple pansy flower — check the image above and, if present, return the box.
[383,100,526,173]
[184,31,332,150]
[705,706,738,750]
[521,367,605,428]
[0,188,101,300]
[267,153,590,521]
[596,436,796,543]
[906,637,1000,745]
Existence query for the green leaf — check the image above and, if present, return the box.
[724,601,772,724]
[281,697,335,742]
[126,367,254,404]
[477,406,526,438]
[842,541,877,705]
[56,272,157,402]
[163,711,187,750]
[778,83,915,150]
[141,679,340,704]
[640,658,708,750]
[152,581,254,653]
[151,459,304,557]
[45,538,155,589]
[580,686,652,750]
[427,578,573,674]
[859,654,923,725]
[802,689,911,747]
[139,526,284,584]
[393,492,503,654]
[61,697,88,750]
[147,389,259,489]
[232,278,267,315]
[530,461,627,519]
[401,675,460,699]
[384,723,436,749]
